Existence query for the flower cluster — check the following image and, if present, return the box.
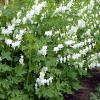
[45,30,53,37]
[38,46,47,57]
[35,67,53,90]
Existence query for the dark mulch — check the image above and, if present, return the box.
[64,68,100,100]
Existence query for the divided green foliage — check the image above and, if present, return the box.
[0,0,100,100]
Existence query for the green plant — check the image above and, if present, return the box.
[90,84,100,100]
[0,0,100,99]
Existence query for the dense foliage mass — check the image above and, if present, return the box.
[0,0,100,99]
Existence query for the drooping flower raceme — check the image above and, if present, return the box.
[11,41,21,50]
[35,67,53,90]
[38,46,47,56]
[5,38,13,47]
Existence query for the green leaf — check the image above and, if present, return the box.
[67,70,77,79]
[72,82,83,90]
[25,33,34,42]
[0,34,5,40]
[24,84,34,92]
[15,65,27,76]
[0,94,5,99]
[1,50,12,61]
[78,68,87,76]
[0,63,12,72]
[0,79,10,89]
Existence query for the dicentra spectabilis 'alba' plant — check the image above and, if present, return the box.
[0,0,100,99]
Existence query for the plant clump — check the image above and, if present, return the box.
[0,0,100,99]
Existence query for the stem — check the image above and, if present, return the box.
[10,48,14,76]
[26,69,30,84]
[26,49,31,84]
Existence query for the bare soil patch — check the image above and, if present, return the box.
[64,68,100,100]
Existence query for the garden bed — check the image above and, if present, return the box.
[64,68,100,100]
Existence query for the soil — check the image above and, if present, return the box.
[64,68,100,100]
[0,2,5,5]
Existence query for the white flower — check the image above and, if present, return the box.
[78,19,85,28]
[5,38,12,47]
[8,24,15,31]
[88,38,92,44]
[12,18,21,24]
[36,78,44,86]
[65,40,75,46]
[89,45,92,50]
[19,55,24,66]
[60,57,63,63]
[26,12,33,19]
[35,83,38,90]
[46,77,53,85]
[85,47,89,52]
[17,11,21,18]
[72,53,81,60]
[60,33,65,37]
[46,79,50,85]
[16,18,21,24]
[20,29,25,35]
[39,71,45,79]
[68,26,78,34]
[97,63,100,67]
[79,50,83,55]
[35,67,53,89]
[48,77,53,83]
[0,57,2,61]
[67,55,71,60]
[41,67,48,73]
[63,57,66,63]
[36,77,47,86]
[1,27,10,35]
[66,0,73,10]
[58,44,63,49]
[45,30,52,36]
[34,0,39,4]
[85,29,91,36]
[11,41,21,50]
[38,46,47,56]
[53,47,59,53]
[22,17,27,24]
[82,49,86,55]
[15,34,23,40]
